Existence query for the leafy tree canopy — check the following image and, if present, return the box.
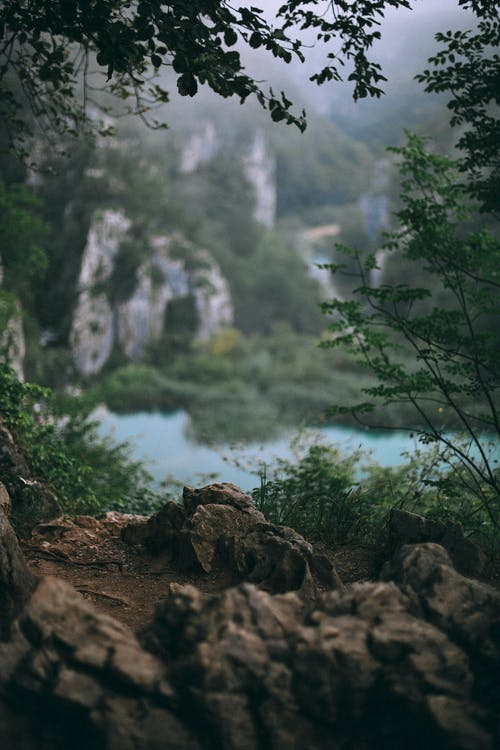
[1,0,420,155]
[416,0,499,213]
[322,133,500,530]
[2,1,497,210]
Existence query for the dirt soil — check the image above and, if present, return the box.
[22,514,381,632]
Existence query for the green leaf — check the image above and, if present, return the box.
[249,32,262,49]
[224,28,238,47]
[177,73,198,97]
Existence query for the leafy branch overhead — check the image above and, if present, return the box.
[416,2,500,213]
[0,0,415,154]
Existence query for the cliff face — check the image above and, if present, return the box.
[70,210,129,376]
[0,301,25,381]
[0,263,25,380]
[70,211,233,377]
[242,130,276,229]
[181,122,277,229]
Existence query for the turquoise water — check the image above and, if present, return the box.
[96,408,423,492]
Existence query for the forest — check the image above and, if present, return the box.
[0,2,499,747]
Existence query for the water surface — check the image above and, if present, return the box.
[97,408,421,492]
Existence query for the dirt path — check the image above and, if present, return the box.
[22,514,381,632]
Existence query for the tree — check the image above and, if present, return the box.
[416,0,500,214]
[322,133,499,531]
[317,0,499,533]
[1,0,415,157]
[0,181,47,304]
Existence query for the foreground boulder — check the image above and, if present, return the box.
[1,490,499,749]
[383,542,500,703]
[142,572,497,750]
[122,483,343,595]
[1,539,498,748]
[389,508,485,577]
[0,577,201,750]
[0,507,37,634]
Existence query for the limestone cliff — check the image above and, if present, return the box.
[70,210,130,377]
[71,212,233,376]
[179,120,218,173]
[180,122,277,229]
[0,264,26,380]
[0,301,25,381]
[243,130,276,229]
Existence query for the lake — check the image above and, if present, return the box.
[96,408,423,492]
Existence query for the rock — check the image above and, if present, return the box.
[16,478,61,523]
[182,483,261,517]
[0,576,201,750]
[71,215,233,375]
[0,509,37,634]
[0,293,25,380]
[190,247,233,342]
[120,516,150,545]
[188,503,262,573]
[383,543,500,665]
[142,577,495,750]
[388,508,485,577]
[0,421,30,492]
[28,513,151,572]
[169,486,328,592]
[0,482,11,516]
[310,552,345,590]
[180,120,218,173]
[0,422,60,525]
[1,530,498,748]
[234,523,315,594]
[138,500,187,554]
[70,209,130,377]
[123,484,339,597]
[242,129,276,229]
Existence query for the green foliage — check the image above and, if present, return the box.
[251,437,380,545]
[1,0,424,156]
[322,134,500,529]
[273,120,373,217]
[93,364,201,414]
[107,234,145,305]
[416,2,500,212]
[195,154,262,258]
[93,331,372,443]
[0,181,47,304]
[250,432,500,551]
[0,365,165,520]
[214,231,325,335]
[29,131,190,343]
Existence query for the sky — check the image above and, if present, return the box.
[237,0,474,113]
[256,0,463,19]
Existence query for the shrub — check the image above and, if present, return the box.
[0,366,166,524]
[249,431,500,553]
[250,435,384,545]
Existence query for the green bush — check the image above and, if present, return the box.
[249,432,500,553]
[250,436,383,545]
[0,366,166,524]
[188,385,280,444]
[93,364,201,413]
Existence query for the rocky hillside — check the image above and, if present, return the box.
[70,210,233,376]
[1,473,499,749]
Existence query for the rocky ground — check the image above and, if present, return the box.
[21,510,380,632]
[1,480,499,749]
